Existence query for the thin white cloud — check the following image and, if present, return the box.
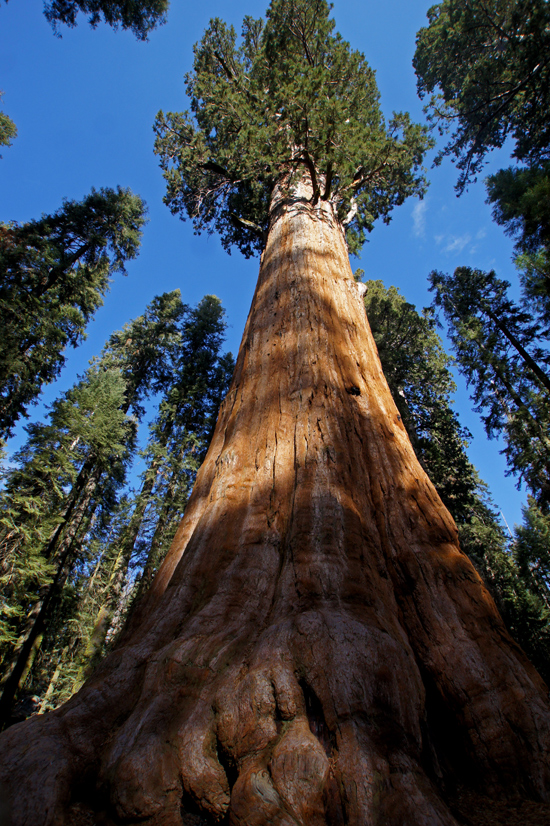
[445,234,471,254]
[412,199,427,237]
[475,228,487,240]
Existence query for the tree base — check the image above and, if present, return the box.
[449,789,550,826]
[59,790,550,826]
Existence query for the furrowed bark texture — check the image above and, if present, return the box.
[1,185,550,826]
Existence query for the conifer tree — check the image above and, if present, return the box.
[0,291,184,725]
[74,296,234,684]
[413,0,550,191]
[430,266,550,505]
[154,2,430,257]
[364,279,480,522]
[2,4,550,825]
[0,366,133,723]
[486,163,550,317]
[366,278,550,685]
[461,496,550,685]
[515,498,550,604]
[0,186,147,440]
[126,297,234,595]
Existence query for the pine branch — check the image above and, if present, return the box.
[299,150,320,204]
[229,213,266,242]
[322,162,333,201]
[202,161,233,180]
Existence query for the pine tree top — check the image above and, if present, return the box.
[154,0,433,257]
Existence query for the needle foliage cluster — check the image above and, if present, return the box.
[43,0,169,39]
[0,187,147,440]
[414,0,550,192]
[430,266,550,506]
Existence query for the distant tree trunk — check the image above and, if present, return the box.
[1,182,550,826]
[133,449,186,601]
[0,465,102,726]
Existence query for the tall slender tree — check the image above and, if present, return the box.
[126,298,234,594]
[73,296,234,685]
[0,366,133,725]
[430,266,550,505]
[0,186,147,440]
[0,290,184,726]
[2,4,550,825]
[515,498,550,605]
[364,279,481,522]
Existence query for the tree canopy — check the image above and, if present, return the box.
[154,0,432,257]
[38,0,169,39]
[430,265,550,504]
[0,186,147,439]
[414,0,550,191]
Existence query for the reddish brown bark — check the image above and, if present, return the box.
[1,184,550,826]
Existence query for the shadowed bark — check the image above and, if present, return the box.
[1,182,549,825]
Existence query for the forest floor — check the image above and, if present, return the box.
[451,788,550,826]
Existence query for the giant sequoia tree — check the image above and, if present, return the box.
[1,3,550,825]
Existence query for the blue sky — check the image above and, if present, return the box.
[0,0,526,529]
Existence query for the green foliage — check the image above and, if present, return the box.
[515,498,550,601]
[42,0,168,39]
[486,164,550,322]
[99,289,186,418]
[0,186,147,439]
[414,0,550,191]
[461,502,550,685]
[0,290,193,719]
[0,366,132,649]
[366,278,550,683]
[107,295,235,608]
[487,164,550,255]
[23,501,135,710]
[0,92,16,156]
[364,280,480,522]
[154,0,432,257]
[430,266,550,505]
[0,293,234,712]
[515,250,550,329]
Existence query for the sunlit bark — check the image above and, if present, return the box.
[1,182,549,826]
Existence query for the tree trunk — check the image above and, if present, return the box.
[133,449,186,602]
[0,466,102,727]
[482,302,550,396]
[1,182,550,826]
